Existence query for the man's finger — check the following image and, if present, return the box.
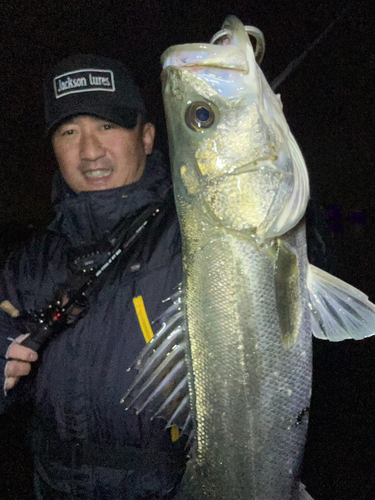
[6,335,38,362]
[4,376,18,392]
[5,359,32,378]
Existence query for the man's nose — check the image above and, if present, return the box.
[79,132,105,160]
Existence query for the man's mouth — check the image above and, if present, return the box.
[83,169,112,179]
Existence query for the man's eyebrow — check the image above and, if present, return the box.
[58,118,78,127]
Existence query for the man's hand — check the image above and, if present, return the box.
[4,334,38,392]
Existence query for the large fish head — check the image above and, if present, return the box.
[161,16,309,240]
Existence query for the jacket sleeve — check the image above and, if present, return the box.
[0,250,35,413]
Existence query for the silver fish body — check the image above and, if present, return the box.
[161,16,312,499]
[178,221,312,499]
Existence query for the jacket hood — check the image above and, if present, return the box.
[48,150,172,247]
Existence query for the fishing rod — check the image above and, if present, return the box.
[11,188,173,353]
[271,6,349,90]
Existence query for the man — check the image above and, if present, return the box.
[0,54,187,499]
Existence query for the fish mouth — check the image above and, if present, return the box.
[161,16,265,71]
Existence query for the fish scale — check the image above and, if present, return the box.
[180,205,312,498]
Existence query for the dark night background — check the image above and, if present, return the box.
[1,0,375,498]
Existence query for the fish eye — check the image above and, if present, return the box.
[185,101,217,131]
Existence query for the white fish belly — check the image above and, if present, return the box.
[183,222,312,500]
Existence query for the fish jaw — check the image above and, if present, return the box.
[161,17,259,105]
[161,15,264,74]
[162,16,309,240]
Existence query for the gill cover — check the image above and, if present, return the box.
[219,15,309,237]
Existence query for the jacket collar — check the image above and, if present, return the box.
[48,151,171,247]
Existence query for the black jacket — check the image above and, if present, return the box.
[0,152,187,499]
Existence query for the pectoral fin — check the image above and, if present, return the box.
[307,264,375,341]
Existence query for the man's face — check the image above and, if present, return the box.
[52,115,155,193]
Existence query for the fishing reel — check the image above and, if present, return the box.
[15,291,90,353]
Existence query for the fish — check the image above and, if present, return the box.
[122,15,375,500]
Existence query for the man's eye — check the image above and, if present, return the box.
[61,129,74,136]
[103,123,118,130]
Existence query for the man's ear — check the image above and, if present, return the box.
[142,122,156,155]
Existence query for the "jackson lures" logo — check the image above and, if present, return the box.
[54,69,115,98]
